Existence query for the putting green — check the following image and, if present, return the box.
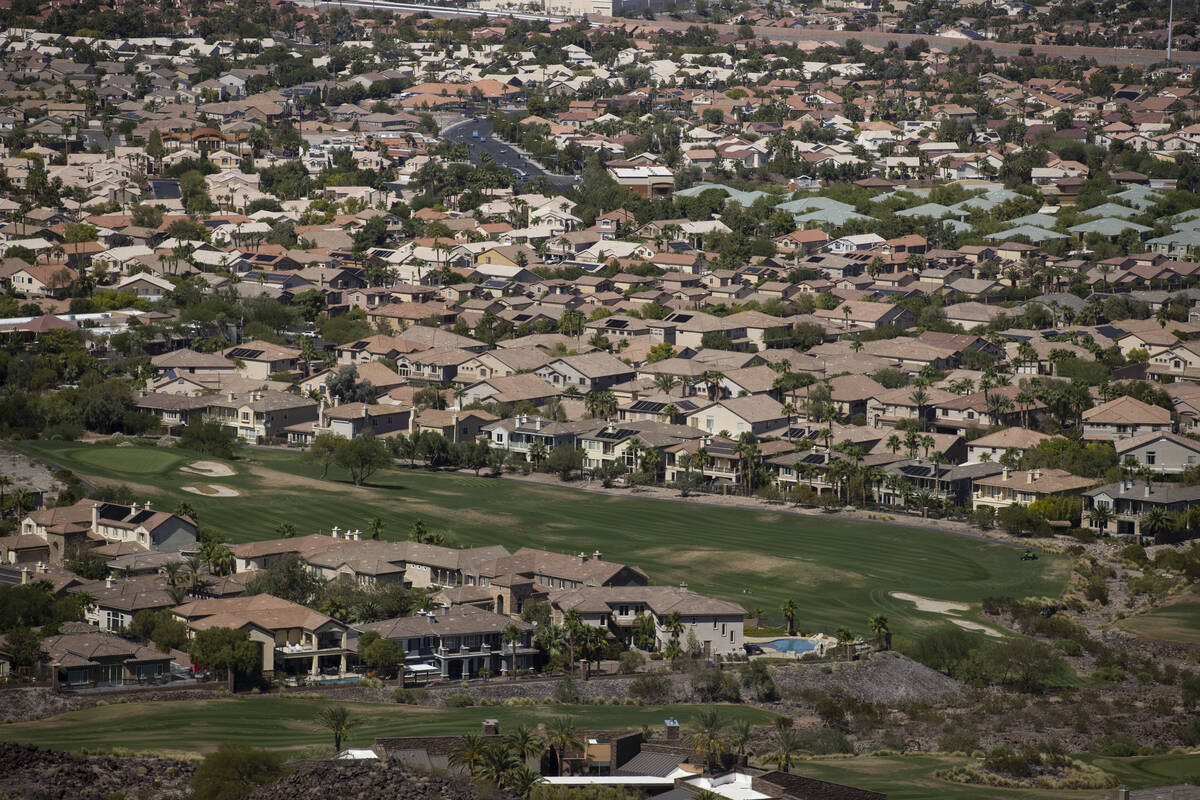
[70,446,188,475]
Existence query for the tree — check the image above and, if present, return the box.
[275,522,296,539]
[780,599,798,635]
[545,445,584,481]
[502,624,525,674]
[315,704,361,753]
[367,516,385,540]
[335,433,391,485]
[189,627,260,680]
[190,743,281,800]
[688,708,727,770]
[1087,503,1113,534]
[304,432,344,480]
[325,365,375,404]
[361,637,406,676]
[766,728,802,773]
[545,716,583,776]
[450,733,489,775]
[178,420,239,459]
[868,614,890,650]
[506,725,547,763]
[1141,506,1174,542]
[3,626,46,668]
[474,743,520,787]
[243,553,321,605]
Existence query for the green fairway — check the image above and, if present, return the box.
[17,441,1069,635]
[1119,586,1200,645]
[782,752,1200,800]
[0,696,773,757]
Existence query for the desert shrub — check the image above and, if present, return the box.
[982,746,1037,779]
[1096,735,1139,757]
[553,677,582,704]
[618,651,645,675]
[628,671,672,704]
[939,730,980,753]
[740,660,778,701]
[191,742,281,800]
[690,666,740,702]
[797,728,854,755]
[443,692,474,707]
[391,688,430,704]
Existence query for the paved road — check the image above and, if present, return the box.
[442,117,578,190]
[598,15,1200,67]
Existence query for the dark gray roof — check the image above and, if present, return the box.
[615,751,683,777]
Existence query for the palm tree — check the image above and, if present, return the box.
[663,610,685,645]
[780,599,797,635]
[10,488,33,518]
[1141,506,1174,543]
[162,560,184,587]
[886,434,901,454]
[167,584,189,606]
[688,708,728,771]
[505,725,547,764]
[449,733,489,775]
[315,704,360,753]
[502,624,524,674]
[914,489,934,519]
[0,475,11,515]
[504,766,544,797]
[545,716,582,776]
[474,744,520,787]
[908,387,931,431]
[766,728,802,773]
[929,450,944,498]
[868,614,889,650]
[727,719,753,765]
[1087,503,1113,535]
[367,517,384,540]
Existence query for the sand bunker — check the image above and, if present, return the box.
[889,592,969,615]
[182,460,235,477]
[951,619,1004,638]
[181,484,239,497]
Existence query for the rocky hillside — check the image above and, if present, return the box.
[246,759,519,800]
[0,743,195,800]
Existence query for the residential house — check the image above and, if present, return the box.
[1085,479,1200,540]
[972,468,1094,511]
[1081,396,1173,441]
[355,606,535,679]
[1114,431,1200,474]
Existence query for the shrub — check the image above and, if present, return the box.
[939,730,980,753]
[443,692,474,707]
[690,666,741,702]
[798,728,854,755]
[1096,735,1139,757]
[553,677,582,704]
[191,742,281,800]
[628,671,673,704]
[618,650,645,675]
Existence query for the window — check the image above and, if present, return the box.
[1146,451,1156,465]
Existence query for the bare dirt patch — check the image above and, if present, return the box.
[181,484,239,497]
[889,592,970,615]
[181,460,235,477]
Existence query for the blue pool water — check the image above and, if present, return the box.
[765,638,818,653]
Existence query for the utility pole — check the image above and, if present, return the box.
[1168,0,1175,62]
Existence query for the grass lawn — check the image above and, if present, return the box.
[1119,586,1200,645]
[778,752,1200,800]
[0,696,773,757]
[17,441,1070,635]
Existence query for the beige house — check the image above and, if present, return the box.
[686,396,787,437]
[221,340,301,380]
[966,428,1055,464]
[1081,396,1173,442]
[971,468,1094,511]
[173,594,351,679]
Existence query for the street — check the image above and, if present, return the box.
[442,117,579,191]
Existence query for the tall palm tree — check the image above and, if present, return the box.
[663,611,685,644]
[315,704,360,753]
[545,717,582,776]
[367,517,385,540]
[868,614,889,650]
[528,440,548,468]
[10,488,33,518]
[162,560,184,587]
[1141,506,1173,543]
[908,387,930,431]
[886,434,901,454]
[727,719,753,765]
[688,709,728,771]
[780,599,797,635]
[502,624,524,674]
[766,728,802,773]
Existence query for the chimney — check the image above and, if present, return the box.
[331,526,340,539]
[482,719,500,736]
[1145,483,1152,497]
[91,503,99,530]
[1119,786,1130,800]
[679,580,688,591]
[1026,471,1034,484]
[1002,467,1010,481]
[577,551,587,564]
[145,500,152,511]
[20,567,29,585]
[593,550,601,561]
[353,530,361,541]
[362,404,369,420]
[664,719,680,741]
[535,418,543,431]
[228,391,236,401]
[105,577,114,588]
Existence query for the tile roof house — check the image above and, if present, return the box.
[972,468,1094,511]
[1114,430,1200,474]
[355,605,535,678]
[1085,479,1200,541]
[1081,396,1173,441]
[0,622,172,688]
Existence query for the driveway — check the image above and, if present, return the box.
[442,117,578,190]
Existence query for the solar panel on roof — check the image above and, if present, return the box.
[607,319,628,329]
[227,347,264,359]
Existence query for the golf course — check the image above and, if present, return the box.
[2,695,1196,800]
[1120,585,1200,645]
[14,440,1070,636]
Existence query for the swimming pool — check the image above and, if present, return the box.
[765,638,818,653]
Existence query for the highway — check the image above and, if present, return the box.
[441,117,579,190]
